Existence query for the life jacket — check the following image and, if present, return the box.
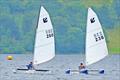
[27,63,33,70]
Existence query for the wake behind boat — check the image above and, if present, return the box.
[66,8,108,75]
[14,6,55,74]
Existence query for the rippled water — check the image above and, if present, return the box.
[0,54,120,80]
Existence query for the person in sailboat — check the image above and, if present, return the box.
[79,63,85,70]
[26,62,35,70]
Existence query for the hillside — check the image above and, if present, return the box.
[0,0,120,54]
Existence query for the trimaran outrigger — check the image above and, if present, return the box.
[66,8,108,74]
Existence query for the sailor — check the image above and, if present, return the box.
[26,62,34,70]
[79,63,85,70]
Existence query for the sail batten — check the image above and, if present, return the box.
[87,40,106,48]
[33,6,55,65]
[35,42,54,48]
[87,27,101,33]
[85,8,108,66]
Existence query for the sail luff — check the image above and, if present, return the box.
[32,6,41,65]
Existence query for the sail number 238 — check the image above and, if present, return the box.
[45,29,54,38]
[94,31,104,42]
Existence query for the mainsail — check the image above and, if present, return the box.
[33,6,55,65]
[85,8,108,66]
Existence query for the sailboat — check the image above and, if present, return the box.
[81,7,108,74]
[66,8,108,74]
[15,6,55,73]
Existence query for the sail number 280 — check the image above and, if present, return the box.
[45,29,54,38]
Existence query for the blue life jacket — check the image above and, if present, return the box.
[27,63,33,70]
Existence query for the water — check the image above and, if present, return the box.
[0,54,120,80]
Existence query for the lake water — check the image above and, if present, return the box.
[0,54,120,80]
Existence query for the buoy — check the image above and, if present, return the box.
[7,56,13,60]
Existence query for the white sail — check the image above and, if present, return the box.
[85,8,108,66]
[33,6,55,65]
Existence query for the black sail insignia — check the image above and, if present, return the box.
[90,17,95,23]
[43,17,48,23]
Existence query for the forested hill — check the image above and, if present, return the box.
[0,0,120,54]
